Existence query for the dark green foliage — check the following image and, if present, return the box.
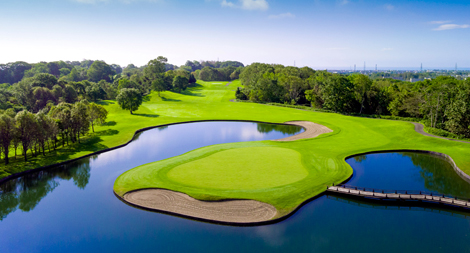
[86,83,107,102]
[235,87,247,100]
[189,74,197,84]
[87,61,115,82]
[116,88,142,114]
[322,76,355,113]
[172,76,189,93]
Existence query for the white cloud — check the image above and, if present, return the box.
[338,0,349,6]
[384,4,394,11]
[433,24,470,31]
[220,0,268,11]
[221,0,235,8]
[268,12,295,19]
[382,48,393,51]
[429,20,452,24]
[241,0,269,10]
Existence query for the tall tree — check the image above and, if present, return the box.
[172,76,189,93]
[322,76,355,113]
[71,101,90,143]
[15,110,37,161]
[152,79,166,97]
[49,103,73,146]
[87,61,115,82]
[35,111,54,156]
[189,73,197,84]
[88,103,108,132]
[0,113,15,164]
[116,88,142,114]
[143,57,167,83]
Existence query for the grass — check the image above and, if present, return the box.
[3,80,470,218]
[167,147,308,190]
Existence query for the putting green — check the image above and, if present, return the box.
[167,147,308,190]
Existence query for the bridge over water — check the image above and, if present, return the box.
[327,184,470,210]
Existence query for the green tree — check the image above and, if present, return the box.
[15,110,37,161]
[172,76,189,93]
[49,103,73,146]
[189,73,197,84]
[68,68,80,82]
[349,74,372,114]
[322,76,355,113]
[85,82,106,102]
[0,113,15,164]
[63,85,78,103]
[71,101,90,143]
[35,111,56,156]
[116,88,142,114]
[30,73,58,89]
[88,103,108,132]
[87,61,115,82]
[143,57,166,83]
[152,78,166,96]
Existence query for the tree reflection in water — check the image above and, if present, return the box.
[256,123,303,135]
[0,159,91,220]
[400,152,470,199]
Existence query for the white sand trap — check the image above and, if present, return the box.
[275,121,333,141]
[123,189,277,224]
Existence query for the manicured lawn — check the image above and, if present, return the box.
[167,147,308,190]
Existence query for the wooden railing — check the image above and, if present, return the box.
[327,184,470,209]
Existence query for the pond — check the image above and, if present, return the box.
[1,122,470,252]
[346,152,470,198]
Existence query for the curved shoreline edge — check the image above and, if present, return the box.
[275,121,333,141]
[0,119,302,185]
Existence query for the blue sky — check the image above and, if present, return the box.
[1,0,469,69]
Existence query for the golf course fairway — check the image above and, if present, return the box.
[101,81,470,224]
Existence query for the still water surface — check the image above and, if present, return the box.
[1,122,470,252]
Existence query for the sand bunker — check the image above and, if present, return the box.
[275,121,333,141]
[123,189,277,224]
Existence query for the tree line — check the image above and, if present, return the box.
[0,57,246,115]
[0,101,107,165]
[236,63,470,138]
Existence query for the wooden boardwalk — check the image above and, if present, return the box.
[327,185,470,210]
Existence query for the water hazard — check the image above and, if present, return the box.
[1,123,470,252]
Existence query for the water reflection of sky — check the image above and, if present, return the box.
[92,122,303,169]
